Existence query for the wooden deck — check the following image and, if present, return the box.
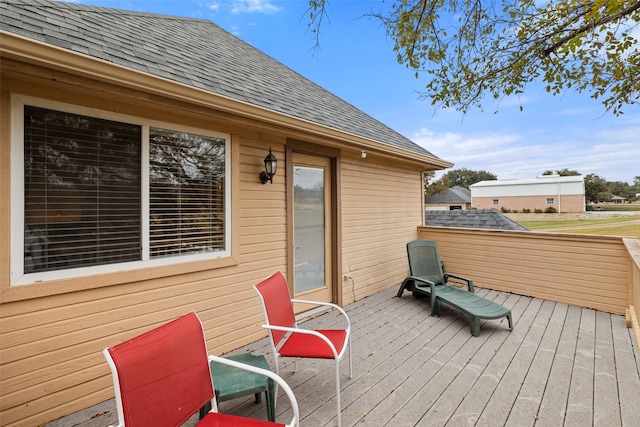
[47,286,640,427]
[216,286,640,426]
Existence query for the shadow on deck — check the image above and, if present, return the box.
[47,286,640,427]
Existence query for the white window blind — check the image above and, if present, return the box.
[24,106,141,273]
[149,128,225,258]
[18,102,229,282]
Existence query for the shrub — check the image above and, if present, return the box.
[522,208,531,213]
[544,207,558,213]
[534,208,542,213]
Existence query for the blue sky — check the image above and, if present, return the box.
[69,0,639,184]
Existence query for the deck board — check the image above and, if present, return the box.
[47,286,640,427]
[229,286,640,427]
[505,302,567,427]
[593,310,620,426]
[612,312,640,425]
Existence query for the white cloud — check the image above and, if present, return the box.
[497,94,534,108]
[413,115,640,183]
[230,0,281,14]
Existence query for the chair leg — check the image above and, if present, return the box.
[273,354,280,411]
[397,278,411,297]
[348,335,353,379]
[507,312,513,330]
[470,317,480,337]
[265,385,276,422]
[335,359,342,427]
[431,297,441,317]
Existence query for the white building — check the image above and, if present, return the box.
[471,176,585,213]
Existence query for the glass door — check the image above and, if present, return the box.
[292,153,332,302]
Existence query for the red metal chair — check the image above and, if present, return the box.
[103,311,299,427]
[254,271,352,427]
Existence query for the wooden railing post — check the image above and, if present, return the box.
[623,238,640,346]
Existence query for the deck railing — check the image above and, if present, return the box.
[623,237,640,345]
[419,226,640,344]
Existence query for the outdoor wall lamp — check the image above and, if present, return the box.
[260,147,277,184]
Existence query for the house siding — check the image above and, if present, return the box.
[0,59,429,426]
[341,156,423,302]
[471,177,585,213]
[425,203,469,210]
[473,194,585,213]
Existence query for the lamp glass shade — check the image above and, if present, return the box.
[264,149,277,176]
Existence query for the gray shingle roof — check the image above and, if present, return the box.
[1,0,444,161]
[425,186,471,204]
[424,209,529,231]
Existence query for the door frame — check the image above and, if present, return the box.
[286,140,342,305]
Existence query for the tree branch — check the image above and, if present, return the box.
[542,1,640,56]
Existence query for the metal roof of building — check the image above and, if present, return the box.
[471,176,584,188]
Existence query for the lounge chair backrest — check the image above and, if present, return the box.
[103,312,214,427]
[407,240,445,285]
[254,271,297,346]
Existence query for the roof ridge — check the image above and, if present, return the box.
[19,0,211,22]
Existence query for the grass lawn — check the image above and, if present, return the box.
[549,223,640,239]
[520,215,640,229]
[589,205,640,212]
[520,214,640,239]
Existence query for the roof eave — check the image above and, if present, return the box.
[1,31,452,170]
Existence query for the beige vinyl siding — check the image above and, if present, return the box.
[420,227,630,314]
[0,71,287,425]
[341,155,422,303]
[0,139,288,427]
[237,142,287,267]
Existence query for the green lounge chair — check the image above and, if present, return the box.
[397,240,513,336]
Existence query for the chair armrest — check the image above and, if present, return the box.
[409,276,438,293]
[444,273,475,293]
[290,299,351,331]
[207,354,300,427]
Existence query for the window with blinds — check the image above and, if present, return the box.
[20,104,228,278]
[24,106,142,273]
[149,128,225,258]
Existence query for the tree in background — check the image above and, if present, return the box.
[608,180,638,201]
[424,171,449,199]
[425,168,496,200]
[307,0,639,115]
[443,168,497,188]
[542,169,581,176]
[584,173,611,203]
